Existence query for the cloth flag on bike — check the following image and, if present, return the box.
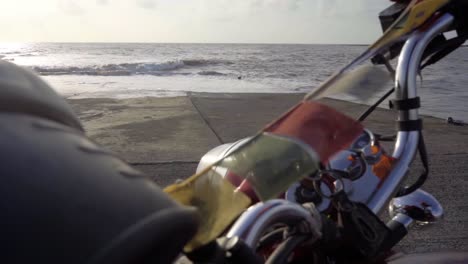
[165,100,363,251]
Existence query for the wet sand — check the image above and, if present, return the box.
[68,93,468,254]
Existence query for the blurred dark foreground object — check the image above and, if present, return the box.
[0,61,83,131]
[0,61,198,264]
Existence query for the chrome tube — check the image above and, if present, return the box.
[368,14,454,214]
[226,200,320,248]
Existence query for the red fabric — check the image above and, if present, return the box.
[264,101,363,163]
[225,171,259,203]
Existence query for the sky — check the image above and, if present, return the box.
[0,0,392,44]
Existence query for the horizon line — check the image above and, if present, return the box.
[0,41,372,46]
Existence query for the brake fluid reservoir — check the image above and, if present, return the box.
[328,129,396,204]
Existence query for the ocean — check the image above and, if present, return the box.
[1,43,467,121]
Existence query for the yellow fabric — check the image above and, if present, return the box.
[165,166,251,252]
[370,0,450,51]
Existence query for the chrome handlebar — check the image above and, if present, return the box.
[368,13,454,214]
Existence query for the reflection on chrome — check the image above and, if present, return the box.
[389,189,443,226]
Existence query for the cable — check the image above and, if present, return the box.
[265,235,308,264]
[357,88,395,122]
[257,228,287,250]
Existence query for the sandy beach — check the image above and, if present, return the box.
[68,93,468,254]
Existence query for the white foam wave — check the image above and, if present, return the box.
[31,59,233,76]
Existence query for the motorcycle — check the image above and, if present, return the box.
[165,0,468,263]
[1,0,467,264]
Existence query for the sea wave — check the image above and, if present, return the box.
[31,59,233,76]
[197,71,227,76]
[18,53,41,57]
[183,59,233,66]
